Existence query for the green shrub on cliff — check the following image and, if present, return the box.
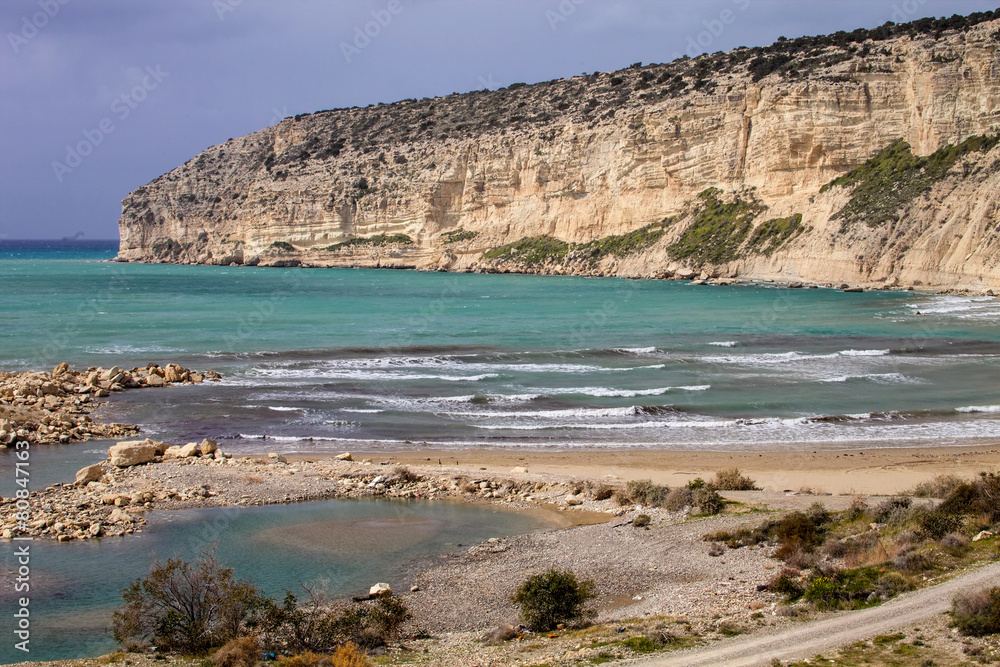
[323,234,413,251]
[483,236,569,265]
[667,188,765,266]
[745,214,804,256]
[441,228,478,244]
[575,219,672,260]
[824,134,1000,229]
[270,241,296,252]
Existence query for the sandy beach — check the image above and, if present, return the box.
[348,442,1000,496]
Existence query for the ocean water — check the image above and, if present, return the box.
[2,240,1000,452]
[2,240,1000,663]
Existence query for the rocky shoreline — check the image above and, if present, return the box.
[0,362,220,446]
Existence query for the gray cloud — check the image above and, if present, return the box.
[1,0,996,239]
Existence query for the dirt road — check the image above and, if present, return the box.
[639,560,1000,666]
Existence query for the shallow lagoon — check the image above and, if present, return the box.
[0,498,548,663]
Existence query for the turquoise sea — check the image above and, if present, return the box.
[2,240,1000,453]
[2,239,1000,663]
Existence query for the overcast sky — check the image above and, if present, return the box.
[1,0,997,240]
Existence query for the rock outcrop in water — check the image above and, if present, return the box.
[117,12,1000,289]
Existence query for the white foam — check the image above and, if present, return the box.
[707,341,737,347]
[341,408,385,414]
[615,346,658,354]
[956,405,1000,413]
[818,373,919,384]
[838,349,890,356]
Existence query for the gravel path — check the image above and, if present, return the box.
[639,560,1000,666]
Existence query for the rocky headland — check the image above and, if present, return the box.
[116,12,1000,290]
[0,362,220,446]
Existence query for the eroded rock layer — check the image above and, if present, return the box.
[118,13,1000,289]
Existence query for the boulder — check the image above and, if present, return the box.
[199,439,218,456]
[510,466,528,474]
[335,452,353,461]
[163,445,184,459]
[178,442,201,458]
[52,362,69,376]
[565,496,584,506]
[676,268,696,280]
[108,508,134,524]
[145,374,165,387]
[108,439,160,467]
[369,583,392,598]
[75,464,104,485]
[973,530,995,542]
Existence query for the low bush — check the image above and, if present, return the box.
[591,484,615,501]
[872,497,912,524]
[633,514,651,528]
[711,468,759,491]
[952,587,1000,636]
[774,511,827,560]
[211,637,260,667]
[909,474,965,498]
[664,487,693,511]
[330,643,370,667]
[619,479,671,507]
[693,488,725,515]
[513,569,596,631]
[113,553,265,655]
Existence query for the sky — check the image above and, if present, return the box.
[1,0,998,240]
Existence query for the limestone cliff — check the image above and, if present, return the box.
[117,11,1000,289]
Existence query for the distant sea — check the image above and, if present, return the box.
[2,238,1000,452]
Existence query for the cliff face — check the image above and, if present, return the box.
[118,14,1000,289]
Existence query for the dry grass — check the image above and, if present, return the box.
[243,475,262,484]
[211,637,260,667]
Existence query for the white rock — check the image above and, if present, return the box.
[75,464,104,484]
[199,439,218,456]
[178,442,201,458]
[973,530,995,542]
[335,452,353,461]
[369,582,392,598]
[108,440,160,467]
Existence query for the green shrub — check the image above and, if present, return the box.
[270,241,295,252]
[693,488,725,515]
[667,188,765,266]
[872,497,912,524]
[483,236,569,265]
[823,134,1000,229]
[745,214,804,256]
[664,487,693,511]
[803,566,885,610]
[112,554,265,655]
[774,512,826,560]
[574,220,671,260]
[323,234,413,251]
[952,587,1000,636]
[711,468,758,491]
[769,569,805,600]
[331,597,411,650]
[441,229,478,244]
[621,635,661,653]
[919,510,962,539]
[513,569,596,631]
[633,514,651,528]
[909,474,965,498]
[620,479,671,507]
